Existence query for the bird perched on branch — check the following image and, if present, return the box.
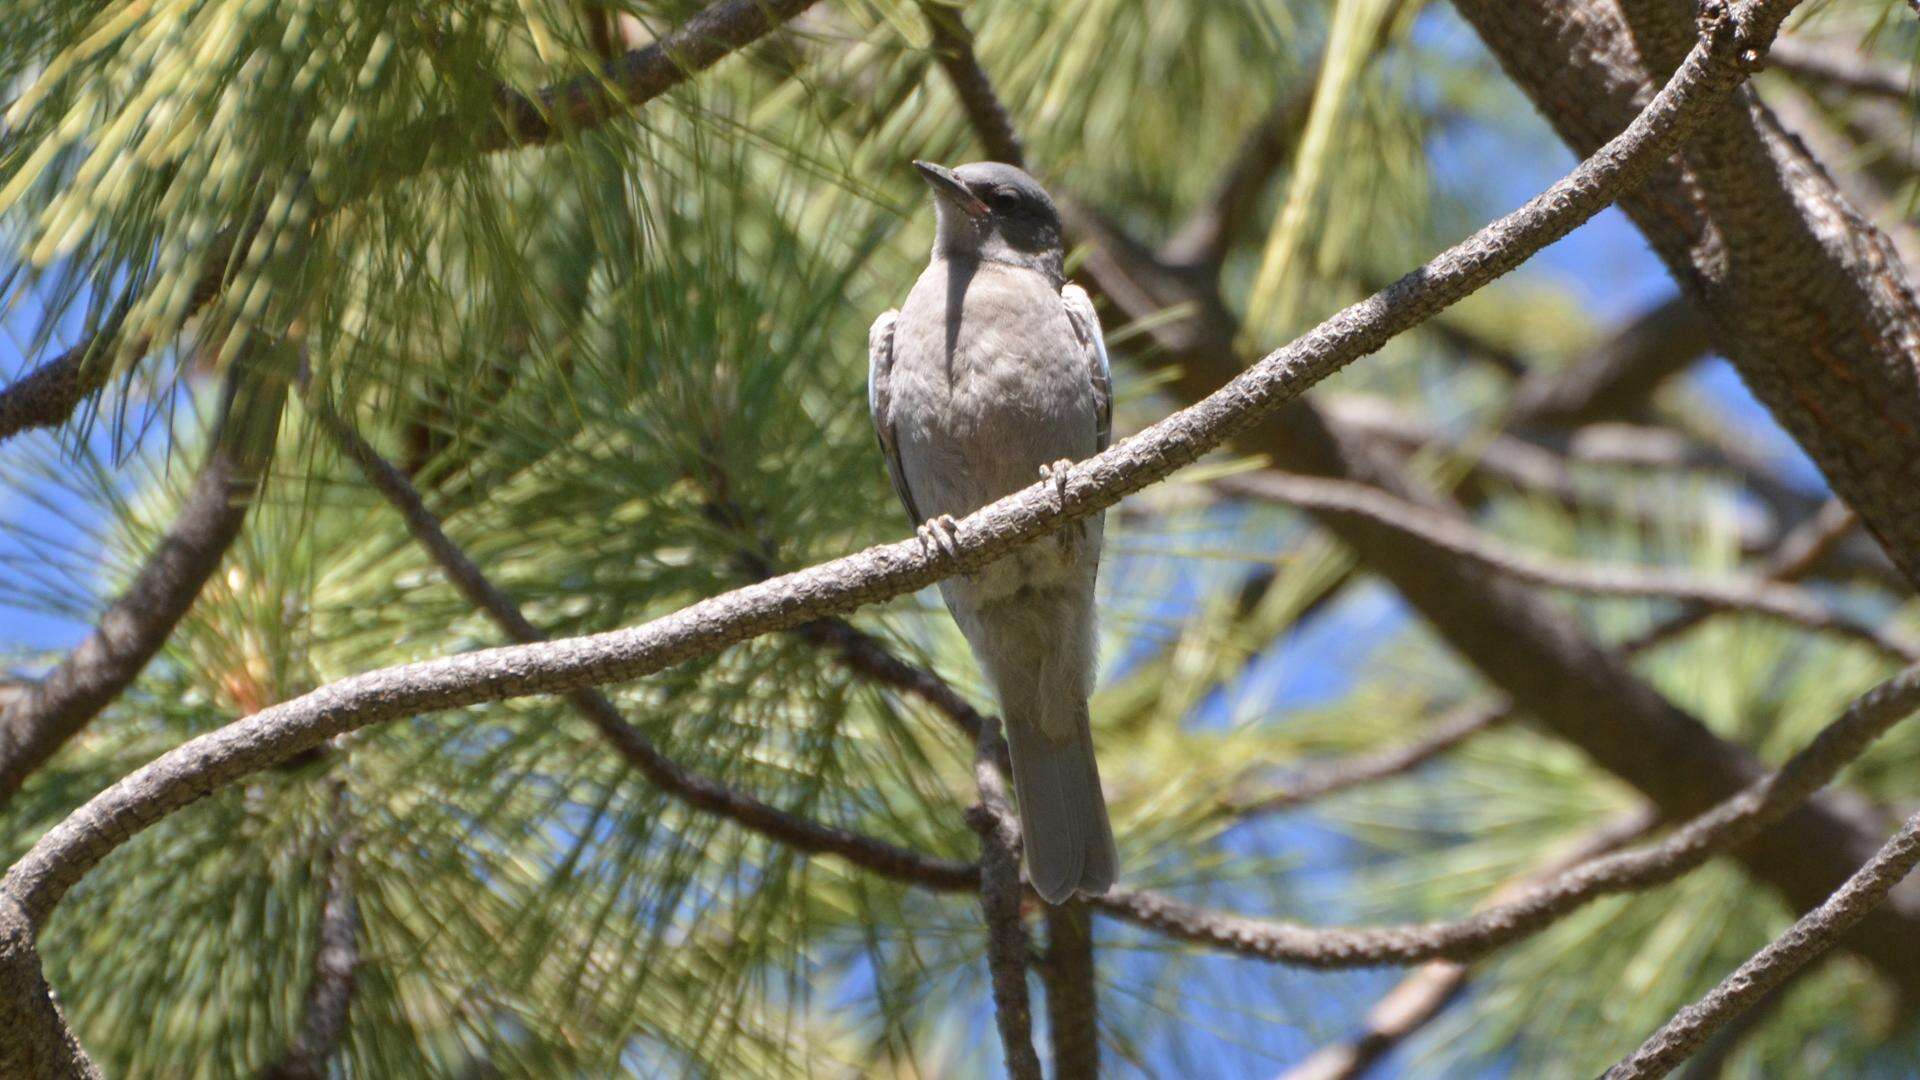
[868,160,1116,903]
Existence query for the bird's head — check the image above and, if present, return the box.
[914,160,1064,280]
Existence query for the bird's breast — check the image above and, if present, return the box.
[890,260,1100,523]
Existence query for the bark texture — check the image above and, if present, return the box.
[1451,0,1920,589]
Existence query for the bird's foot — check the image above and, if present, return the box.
[916,514,962,564]
[1038,459,1074,516]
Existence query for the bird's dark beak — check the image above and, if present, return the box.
[914,160,989,219]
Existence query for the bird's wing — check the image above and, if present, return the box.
[1060,283,1113,452]
[867,309,924,525]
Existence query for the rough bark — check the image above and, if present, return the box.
[1450,0,1920,589]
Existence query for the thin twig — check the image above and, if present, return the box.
[312,399,978,891]
[1768,37,1916,105]
[1092,663,1920,968]
[1618,498,1859,654]
[1218,471,1917,663]
[1226,701,1511,819]
[1603,809,1920,1079]
[968,718,1043,1080]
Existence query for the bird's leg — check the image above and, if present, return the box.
[1039,459,1080,545]
[917,514,963,564]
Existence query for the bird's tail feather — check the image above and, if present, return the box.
[958,586,1115,903]
[1002,696,1116,904]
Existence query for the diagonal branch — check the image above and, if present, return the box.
[967,718,1042,1080]
[0,0,821,450]
[312,398,978,892]
[1092,662,1920,969]
[1603,808,1920,1079]
[1226,701,1512,820]
[1219,470,1918,662]
[0,363,286,806]
[922,4,1025,167]
[1275,809,1657,1080]
[1506,295,1713,431]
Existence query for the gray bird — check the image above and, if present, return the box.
[868,160,1117,903]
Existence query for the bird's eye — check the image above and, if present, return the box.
[985,188,1019,208]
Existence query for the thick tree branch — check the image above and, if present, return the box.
[1507,295,1713,431]
[0,364,286,805]
[967,719,1042,1080]
[1219,470,1918,662]
[313,399,978,891]
[1451,0,1920,590]
[1091,662,1920,968]
[1603,809,1920,1079]
[0,0,819,448]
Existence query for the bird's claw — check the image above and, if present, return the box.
[917,514,962,563]
[1038,459,1074,515]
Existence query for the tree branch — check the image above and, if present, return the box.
[261,785,361,1080]
[1617,497,1860,654]
[967,718,1042,1080]
[1275,810,1657,1080]
[312,398,978,892]
[1451,0,1920,590]
[1226,701,1511,820]
[923,4,1025,167]
[0,363,286,806]
[1218,470,1918,663]
[1041,900,1099,1080]
[1603,809,1920,1079]
[1092,662,1920,968]
[1506,295,1713,431]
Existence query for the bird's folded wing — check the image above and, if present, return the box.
[867,309,924,525]
[1060,283,1113,452]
